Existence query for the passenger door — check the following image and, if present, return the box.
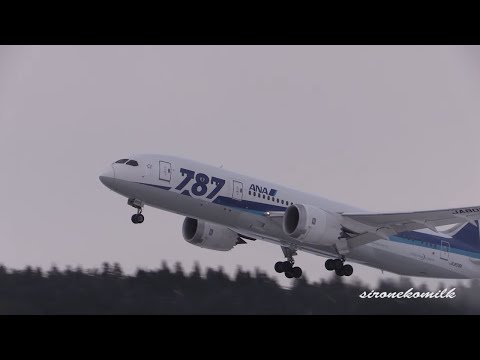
[232,180,243,200]
[440,240,450,261]
[159,161,172,182]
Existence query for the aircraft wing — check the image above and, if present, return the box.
[342,205,480,249]
[264,205,480,253]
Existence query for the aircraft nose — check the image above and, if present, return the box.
[99,165,116,189]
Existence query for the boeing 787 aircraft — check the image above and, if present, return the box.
[99,154,480,279]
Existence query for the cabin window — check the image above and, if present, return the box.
[272,197,275,202]
[281,200,284,204]
[258,193,261,198]
[249,191,251,195]
[277,199,279,203]
[286,201,289,205]
[312,218,316,225]
[263,195,266,199]
[267,196,270,201]
[115,159,128,164]
[126,160,139,166]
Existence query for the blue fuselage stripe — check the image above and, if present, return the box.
[213,196,287,213]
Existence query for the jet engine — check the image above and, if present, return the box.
[182,217,242,251]
[282,204,343,246]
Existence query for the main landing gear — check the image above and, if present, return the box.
[128,198,145,224]
[275,247,303,279]
[325,256,353,277]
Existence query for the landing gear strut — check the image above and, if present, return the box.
[325,256,353,276]
[128,198,145,224]
[274,246,303,279]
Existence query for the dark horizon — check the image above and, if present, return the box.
[1,261,478,315]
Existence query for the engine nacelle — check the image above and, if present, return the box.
[182,217,240,251]
[283,204,342,246]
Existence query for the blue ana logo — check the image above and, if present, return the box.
[249,184,278,197]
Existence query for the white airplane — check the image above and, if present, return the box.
[99,154,480,279]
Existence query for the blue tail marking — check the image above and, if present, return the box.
[452,221,480,246]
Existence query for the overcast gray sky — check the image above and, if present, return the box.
[1,45,480,289]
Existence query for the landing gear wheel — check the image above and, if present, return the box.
[282,261,293,273]
[325,259,335,271]
[343,264,353,276]
[131,214,138,224]
[292,267,302,278]
[136,213,144,224]
[333,259,343,271]
[274,261,284,273]
[335,267,345,276]
[279,247,299,279]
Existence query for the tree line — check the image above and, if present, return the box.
[0,262,479,314]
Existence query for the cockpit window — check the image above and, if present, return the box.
[115,159,128,164]
[126,160,139,166]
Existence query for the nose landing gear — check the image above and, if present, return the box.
[131,211,144,224]
[128,198,145,224]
